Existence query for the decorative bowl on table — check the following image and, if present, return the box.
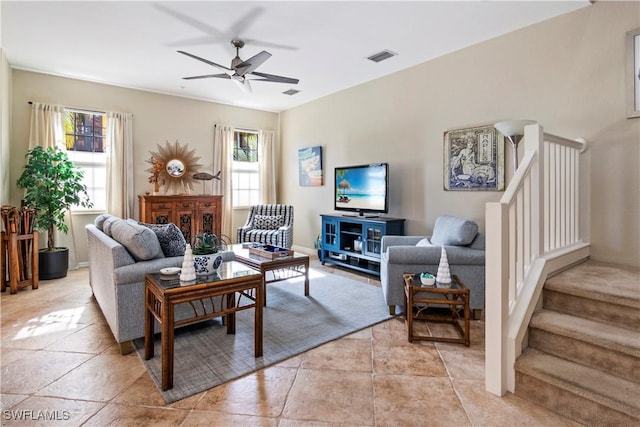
[420,272,436,287]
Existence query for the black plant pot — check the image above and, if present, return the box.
[38,247,69,280]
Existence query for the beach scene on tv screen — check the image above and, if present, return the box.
[335,166,386,211]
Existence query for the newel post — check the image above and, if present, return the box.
[485,201,510,396]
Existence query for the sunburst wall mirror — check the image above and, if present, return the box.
[148,140,203,194]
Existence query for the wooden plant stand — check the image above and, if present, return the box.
[1,207,39,294]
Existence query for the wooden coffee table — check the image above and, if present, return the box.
[230,244,310,305]
[144,261,263,390]
[403,273,470,346]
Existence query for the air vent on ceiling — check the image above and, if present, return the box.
[366,49,397,63]
[283,89,300,96]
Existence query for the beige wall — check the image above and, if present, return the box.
[1,49,10,205]
[9,71,278,262]
[280,2,640,268]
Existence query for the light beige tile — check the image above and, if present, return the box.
[44,322,113,354]
[0,393,29,410]
[438,348,485,380]
[282,369,374,425]
[113,372,204,409]
[374,374,471,426]
[373,339,447,377]
[302,337,372,372]
[36,353,145,401]
[371,317,408,341]
[182,409,278,426]
[0,349,93,395]
[195,366,297,417]
[83,402,189,426]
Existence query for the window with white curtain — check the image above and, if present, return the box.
[232,129,260,207]
[64,109,107,211]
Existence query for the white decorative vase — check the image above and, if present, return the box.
[180,244,197,282]
[436,247,452,284]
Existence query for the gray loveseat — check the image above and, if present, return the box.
[86,215,234,353]
[380,215,485,315]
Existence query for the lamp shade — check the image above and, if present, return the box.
[494,120,537,137]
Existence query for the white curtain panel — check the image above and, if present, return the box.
[27,102,80,268]
[213,125,234,239]
[106,112,134,218]
[28,102,65,149]
[258,130,277,204]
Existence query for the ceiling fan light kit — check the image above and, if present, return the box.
[179,39,299,93]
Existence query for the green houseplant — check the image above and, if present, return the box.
[17,146,93,279]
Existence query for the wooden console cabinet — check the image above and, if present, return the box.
[138,195,223,244]
[320,214,405,276]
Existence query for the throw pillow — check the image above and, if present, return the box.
[102,215,121,236]
[430,215,478,246]
[138,222,187,257]
[94,213,112,231]
[253,214,284,230]
[111,219,164,261]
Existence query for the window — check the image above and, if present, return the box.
[64,110,107,211]
[232,130,260,208]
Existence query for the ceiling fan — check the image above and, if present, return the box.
[178,39,299,93]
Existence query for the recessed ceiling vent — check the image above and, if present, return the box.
[283,89,300,96]
[366,49,397,63]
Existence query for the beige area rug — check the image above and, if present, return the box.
[133,269,392,403]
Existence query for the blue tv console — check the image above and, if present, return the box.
[320,214,405,276]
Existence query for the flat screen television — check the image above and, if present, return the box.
[334,163,389,216]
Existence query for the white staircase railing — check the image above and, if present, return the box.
[485,124,590,396]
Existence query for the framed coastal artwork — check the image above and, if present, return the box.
[298,146,323,186]
[627,28,640,119]
[444,124,504,191]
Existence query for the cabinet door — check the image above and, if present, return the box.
[176,209,196,244]
[363,224,384,257]
[196,200,218,236]
[322,219,339,251]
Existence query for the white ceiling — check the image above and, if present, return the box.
[1,1,589,113]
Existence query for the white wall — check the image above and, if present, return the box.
[280,2,640,268]
[9,71,278,262]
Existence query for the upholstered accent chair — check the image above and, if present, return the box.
[380,215,486,316]
[237,204,294,249]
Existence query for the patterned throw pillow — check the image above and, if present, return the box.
[138,222,187,257]
[253,214,284,230]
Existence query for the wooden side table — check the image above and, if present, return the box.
[144,261,263,391]
[403,273,470,346]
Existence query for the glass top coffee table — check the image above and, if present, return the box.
[402,273,470,346]
[230,243,310,306]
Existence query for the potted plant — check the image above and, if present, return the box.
[16,146,93,279]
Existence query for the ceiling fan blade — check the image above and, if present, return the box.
[182,73,231,80]
[232,76,252,93]
[177,50,232,74]
[235,51,271,76]
[250,71,299,84]
[241,38,298,51]
[155,4,225,46]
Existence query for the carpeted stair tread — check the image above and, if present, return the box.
[516,348,640,418]
[545,262,640,309]
[530,310,640,358]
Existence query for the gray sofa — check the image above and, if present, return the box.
[380,215,485,315]
[86,216,234,354]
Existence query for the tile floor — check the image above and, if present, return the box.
[0,263,581,426]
